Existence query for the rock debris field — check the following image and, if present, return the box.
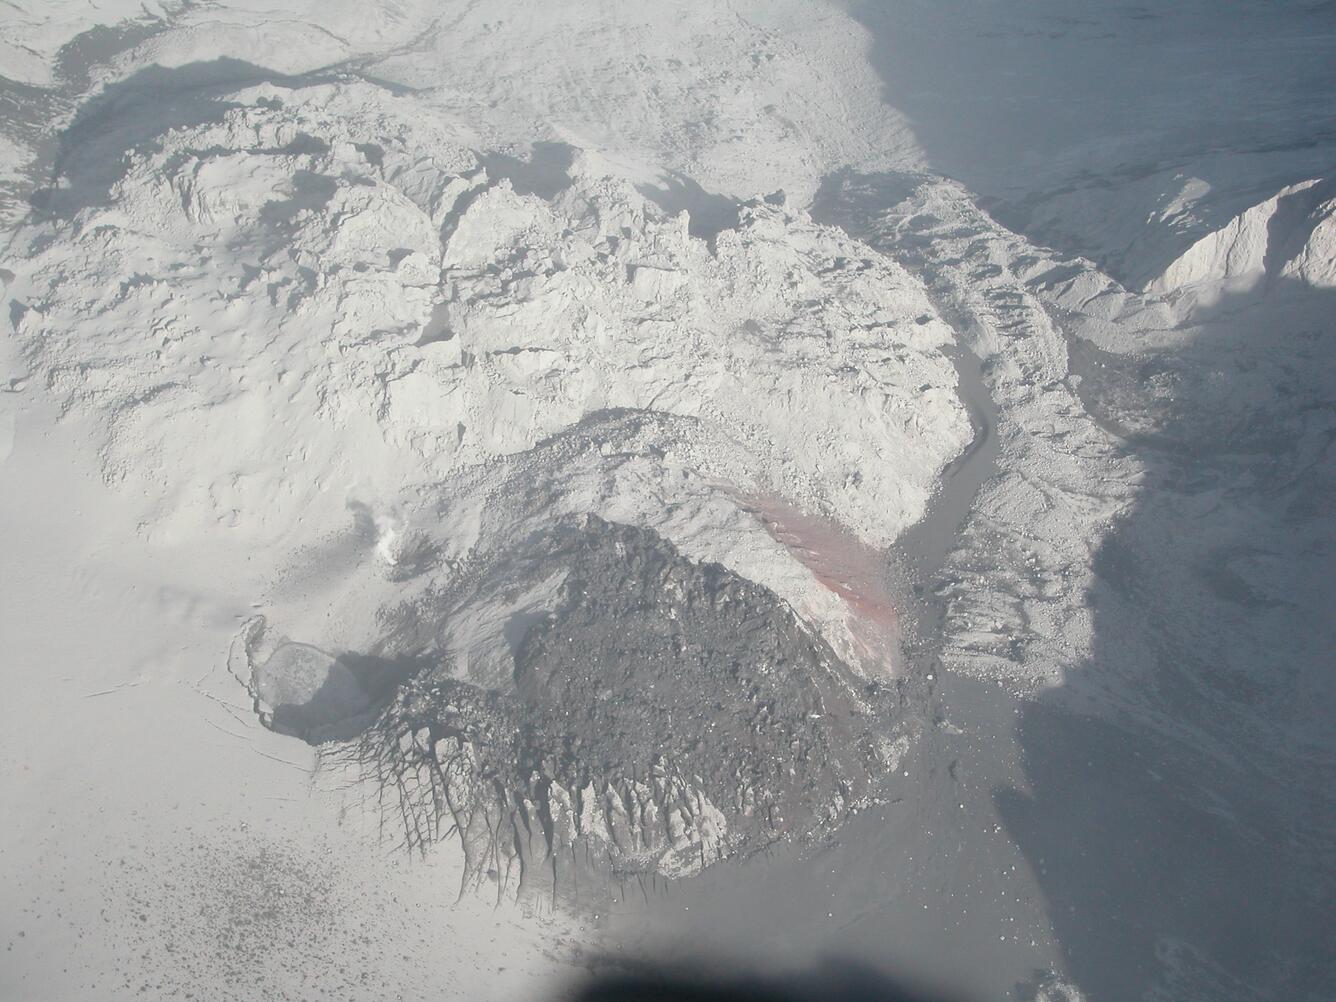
[2,2,1335,1000]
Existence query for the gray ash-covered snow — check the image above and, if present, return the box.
[325,516,905,909]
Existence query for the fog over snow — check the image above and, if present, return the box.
[2,2,1334,1001]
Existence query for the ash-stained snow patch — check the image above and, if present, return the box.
[98,836,352,999]
[737,492,904,673]
[83,823,572,1001]
[228,621,422,743]
[237,517,907,911]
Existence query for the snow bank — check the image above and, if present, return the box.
[8,77,968,678]
[1147,177,1336,309]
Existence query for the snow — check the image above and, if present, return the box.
[1148,176,1336,307]
[8,74,969,682]
[0,0,165,87]
[2,0,1334,999]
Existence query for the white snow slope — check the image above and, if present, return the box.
[2,1,1334,1000]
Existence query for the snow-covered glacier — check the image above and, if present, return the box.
[2,2,1333,1000]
